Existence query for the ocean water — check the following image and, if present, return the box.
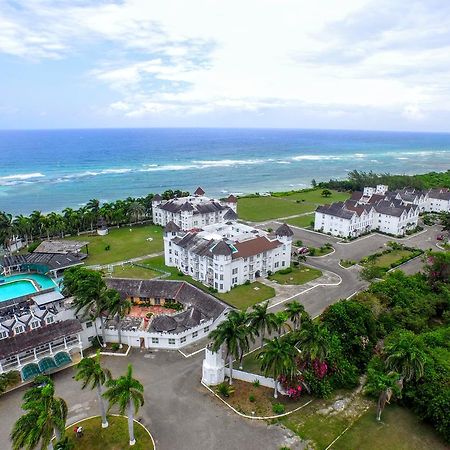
[1,128,450,215]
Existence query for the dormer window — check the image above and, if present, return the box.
[31,321,40,329]
[14,325,25,335]
[0,330,7,339]
[46,316,54,325]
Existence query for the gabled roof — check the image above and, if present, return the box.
[226,195,238,203]
[180,202,195,212]
[223,208,238,220]
[194,187,205,196]
[232,236,281,259]
[164,221,181,233]
[153,194,162,201]
[276,223,294,237]
[210,240,233,256]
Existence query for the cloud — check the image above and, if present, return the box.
[1,0,450,125]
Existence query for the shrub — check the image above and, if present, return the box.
[216,382,235,398]
[244,280,251,285]
[177,271,184,276]
[252,379,260,387]
[104,244,111,251]
[293,261,299,267]
[111,343,120,352]
[267,227,273,232]
[272,403,285,414]
[308,248,316,256]
[278,267,293,275]
[295,240,303,247]
[249,394,256,402]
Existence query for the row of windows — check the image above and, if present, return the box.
[0,316,54,339]
[150,326,210,345]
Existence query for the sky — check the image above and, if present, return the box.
[1,0,450,131]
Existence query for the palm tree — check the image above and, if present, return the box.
[274,311,291,337]
[285,301,305,331]
[75,352,112,428]
[103,364,144,446]
[107,292,132,348]
[0,211,14,251]
[29,210,45,239]
[384,331,426,382]
[54,436,74,450]
[86,199,100,231]
[11,376,68,450]
[13,215,32,246]
[249,301,278,347]
[127,201,146,224]
[209,310,254,384]
[260,337,297,398]
[296,322,330,362]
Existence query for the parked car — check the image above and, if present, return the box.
[298,247,309,254]
[437,234,445,241]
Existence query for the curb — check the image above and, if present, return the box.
[100,345,131,357]
[63,414,157,449]
[201,381,313,420]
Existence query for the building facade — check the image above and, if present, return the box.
[152,187,238,231]
[164,221,293,293]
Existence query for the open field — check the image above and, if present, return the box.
[286,213,315,228]
[238,189,350,222]
[110,263,160,279]
[144,256,275,309]
[370,249,416,268]
[65,225,163,265]
[269,265,322,285]
[61,415,154,450]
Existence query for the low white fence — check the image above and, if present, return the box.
[224,367,275,389]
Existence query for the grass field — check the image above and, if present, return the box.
[62,415,154,450]
[269,265,322,285]
[65,225,163,266]
[286,214,315,228]
[370,249,415,269]
[110,263,160,279]
[334,405,448,450]
[238,189,350,222]
[144,256,275,309]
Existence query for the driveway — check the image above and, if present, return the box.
[0,350,305,450]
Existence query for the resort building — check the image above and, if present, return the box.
[164,221,293,293]
[104,279,230,349]
[427,188,450,212]
[315,185,420,237]
[152,187,238,231]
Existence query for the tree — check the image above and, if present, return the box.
[296,322,331,362]
[54,436,74,450]
[103,364,144,446]
[107,292,132,348]
[260,337,296,398]
[0,211,13,250]
[248,302,278,347]
[11,376,68,450]
[274,311,291,337]
[209,310,254,384]
[285,301,306,331]
[384,330,426,382]
[311,179,317,188]
[424,251,450,288]
[0,370,20,395]
[321,189,332,198]
[441,212,450,232]
[75,352,112,428]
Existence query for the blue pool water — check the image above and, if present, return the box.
[0,273,59,302]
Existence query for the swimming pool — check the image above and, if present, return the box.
[0,273,59,302]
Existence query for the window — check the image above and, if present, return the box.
[232,268,238,275]
[14,325,25,334]
[274,262,279,268]
[46,316,54,325]
[180,336,187,343]
[154,298,161,305]
[0,330,7,339]
[168,338,176,345]
[192,331,198,338]
[220,274,223,280]
[152,337,159,344]
[31,321,40,329]
[220,284,223,290]
[282,261,285,266]
[203,326,209,333]
[85,321,93,328]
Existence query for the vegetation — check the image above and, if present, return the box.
[11,376,68,450]
[75,352,112,428]
[103,364,145,446]
[0,370,21,394]
[269,265,322,285]
[61,416,153,450]
[111,263,160,279]
[216,282,275,310]
[317,169,450,191]
[286,214,315,229]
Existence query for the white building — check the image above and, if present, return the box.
[426,188,450,213]
[315,185,420,238]
[152,187,238,230]
[164,221,294,293]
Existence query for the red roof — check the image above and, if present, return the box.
[232,236,281,259]
[194,187,205,196]
[226,195,238,203]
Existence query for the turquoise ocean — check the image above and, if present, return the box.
[1,128,450,215]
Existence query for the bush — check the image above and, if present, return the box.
[111,343,120,352]
[252,379,260,387]
[249,394,256,402]
[177,271,184,276]
[293,261,299,267]
[303,370,333,398]
[295,240,303,247]
[308,248,316,256]
[267,227,273,232]
[272,403,285,414]
[278,267,293,275]
[244,280,251,285]
[104,244,111,251]
[216,382,235,398]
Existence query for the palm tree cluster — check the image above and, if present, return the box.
[63,267,131,347]
[10,375,68,450]
[0,188,189,251]
[209,300,310,395]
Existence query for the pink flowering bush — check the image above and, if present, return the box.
[312,359,328,379]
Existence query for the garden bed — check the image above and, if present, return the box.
[61,415,154,450]
[340,259,356,268]
[269,265,322,285]
[215,379,310,417]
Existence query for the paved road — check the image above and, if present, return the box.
[0,350,305,450]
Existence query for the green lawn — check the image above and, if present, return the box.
[269,265,322,285]
[238,189,350,222]
[144,256,275,309]
[286,213,315,228]
[65,225,163,266]
[234,349,264,374]
[110,263,160,279]
[62,415,154,450]
[334,405,449,450]
[216,282,275,310]
[363,249,416,269]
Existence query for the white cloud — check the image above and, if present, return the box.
[2,0,450,124]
